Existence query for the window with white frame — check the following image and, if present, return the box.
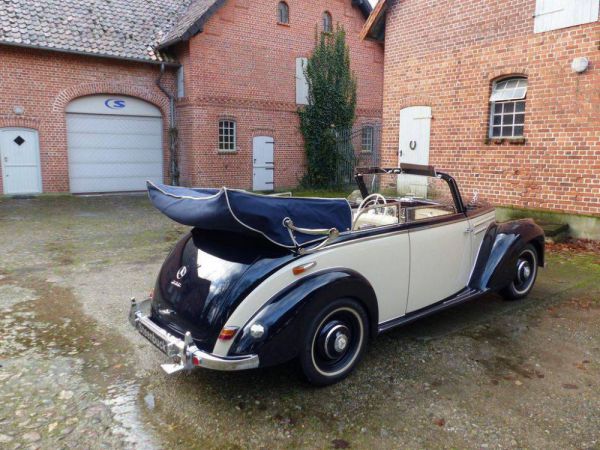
[278,1,289,24]
[176,66,184,98]
[322,11,332,33]
[218,120,236,151]
[361,126,374,152]
[489,78,527,139]
[534,0,599,33]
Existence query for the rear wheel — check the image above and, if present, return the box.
[501,244,539,301]
[299,298,368,386]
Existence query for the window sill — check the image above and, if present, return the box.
[277,22,290,27]
[217,149,238,154]
[484,137,526,145]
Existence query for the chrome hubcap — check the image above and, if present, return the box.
[319,322,351,360]
[517,260,531,283]
[513,249,537,294]
[334,333,348,352]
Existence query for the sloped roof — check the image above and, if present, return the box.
[0,0,374,63]
[0,0,198,63]
[158,0,225,50]
[360,0,387,42]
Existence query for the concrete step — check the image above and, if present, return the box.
[536,220,569,243]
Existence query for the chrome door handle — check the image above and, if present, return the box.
[464,227,474,234]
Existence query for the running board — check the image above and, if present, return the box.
[378,288,484,333]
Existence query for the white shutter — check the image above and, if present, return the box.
[295,57,309,105]
[177,66,185,99]
[534,0,599,33]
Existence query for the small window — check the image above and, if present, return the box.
[277,1,289,24]
[489,78,527,138]
[361,126,374,153]
[322,11,332,33]
[219,120,236,151]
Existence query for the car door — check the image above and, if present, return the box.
[406,215,473,313]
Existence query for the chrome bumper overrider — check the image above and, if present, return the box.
[129,298,259,374]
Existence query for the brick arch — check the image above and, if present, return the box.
[52,82,170,118]
[0,115,41,130]
[488,69,529,83]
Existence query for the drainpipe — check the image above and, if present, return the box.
[156,63,180,186]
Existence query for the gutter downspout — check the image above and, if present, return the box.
[157,63,180,186]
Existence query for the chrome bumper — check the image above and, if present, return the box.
[129,298,259,374]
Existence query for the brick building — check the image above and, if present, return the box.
[362,0,599,224]
[0,0,383,195]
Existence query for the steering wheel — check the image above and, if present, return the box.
[353,194,388,230]
[357,193,387,213]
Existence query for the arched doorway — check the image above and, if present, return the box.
[66,95,163,193]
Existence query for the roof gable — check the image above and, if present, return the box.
[158,0,374,50]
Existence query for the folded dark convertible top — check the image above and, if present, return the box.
[147,182,352,249]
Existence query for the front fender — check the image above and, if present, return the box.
[469,219,545,292]
[228,269,378,367]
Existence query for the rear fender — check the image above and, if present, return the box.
[469,219,545,292]
[229,269,378,367]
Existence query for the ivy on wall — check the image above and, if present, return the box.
[299,27,357,187]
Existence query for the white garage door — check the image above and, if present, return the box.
[66,95,163,193]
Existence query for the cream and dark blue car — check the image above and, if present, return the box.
[129,165,544,385]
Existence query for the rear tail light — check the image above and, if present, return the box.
[218,326,239,341]
[149,288,155,300]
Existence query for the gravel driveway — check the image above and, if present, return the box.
[0,195,598,449]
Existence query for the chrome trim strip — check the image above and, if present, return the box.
[129,298,259,373]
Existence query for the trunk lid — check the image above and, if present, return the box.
[150,229,294,352]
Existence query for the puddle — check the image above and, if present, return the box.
[0,275,180,449]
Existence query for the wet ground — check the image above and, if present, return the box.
[0,194,599,449]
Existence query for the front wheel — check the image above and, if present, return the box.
[501,244,539,301]
[299,298,369,386]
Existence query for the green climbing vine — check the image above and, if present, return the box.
[298,26,357,187]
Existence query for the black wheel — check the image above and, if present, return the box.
[501,244,539,301]
[299,298,369,386]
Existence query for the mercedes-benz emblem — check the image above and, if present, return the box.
[176,266,187,280]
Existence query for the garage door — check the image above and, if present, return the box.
[66,95,163,193]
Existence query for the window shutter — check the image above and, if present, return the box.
[534,0,599,33]
[177,66,184,99]
[295,57,309,105]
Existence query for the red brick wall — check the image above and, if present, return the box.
[0,45,175,194]
[177,0,384,189]
[380,0,600,216]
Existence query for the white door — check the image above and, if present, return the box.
[398,106,432,198]
[0,128,42,195]
[406,218,473,313]
[66,95,163,193]
[252,136,274,191]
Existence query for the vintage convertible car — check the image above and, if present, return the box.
[129,164,544,385]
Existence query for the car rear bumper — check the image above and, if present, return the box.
[128,298,259,374]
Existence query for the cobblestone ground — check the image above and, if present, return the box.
[0,195,598,449]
